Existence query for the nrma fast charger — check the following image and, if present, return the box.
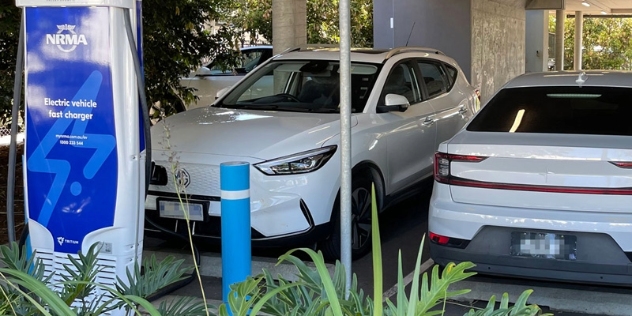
[17,0,146,312]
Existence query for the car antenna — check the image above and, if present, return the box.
[405,22,416,46]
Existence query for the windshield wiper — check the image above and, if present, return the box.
[233,104,278,110]
[309,108,340,113]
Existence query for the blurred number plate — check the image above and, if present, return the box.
[510,232,577,260]
[159,200,204,221]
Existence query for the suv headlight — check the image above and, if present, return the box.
[254,146,337,175]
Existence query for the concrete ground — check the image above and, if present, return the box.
[145,237,632,316]
[144,184,632,315]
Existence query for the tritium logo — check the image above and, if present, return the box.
[46,24,87,52]
[56,236,79,246]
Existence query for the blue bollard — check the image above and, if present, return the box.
[220,161,251,305]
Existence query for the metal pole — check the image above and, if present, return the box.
[574,11,583,70]
[555,10,565,71]
[220,161,251,306]
[338,0,352,297]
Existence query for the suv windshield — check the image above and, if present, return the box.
[467,86,632,136]
[216,60,381,113]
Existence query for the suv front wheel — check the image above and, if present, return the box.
[320,174,374,261]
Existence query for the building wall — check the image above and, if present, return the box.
[373,0,527,102]
[471,0,527,102]
[373,0,394,49]
[525,10,549,73]
[373,0,472,80]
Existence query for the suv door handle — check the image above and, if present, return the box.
[459,106,468,114]
[422,117,434,126]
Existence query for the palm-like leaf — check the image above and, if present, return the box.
[464,289,553,316]
[219,181,551,316]
[0,267,74,315]
[0,242,49,281]
[154,295,213,316]
[59,243,104,306]
[116,253,192,299]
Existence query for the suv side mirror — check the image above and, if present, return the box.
[195,67,212,76]
[377,94,410,113]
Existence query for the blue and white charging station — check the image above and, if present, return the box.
[16,0,146,307]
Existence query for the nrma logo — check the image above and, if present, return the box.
[46,24,87,53]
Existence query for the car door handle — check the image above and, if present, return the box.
[422,117,434,126]
[459,106,468,114]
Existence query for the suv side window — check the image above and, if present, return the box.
[380,62,422,105]
[418,61,448,99]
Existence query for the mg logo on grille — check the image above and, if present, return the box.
[174,168,191,188]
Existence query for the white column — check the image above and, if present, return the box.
[574,11,583,70]
[555,10,565,71]
[525,10,549,72]
[272,0,307,54]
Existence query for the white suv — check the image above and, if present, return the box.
[146,46,478,259]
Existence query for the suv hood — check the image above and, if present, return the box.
[151,106,357,159]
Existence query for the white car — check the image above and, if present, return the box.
[429,71,632,284]
[146,46,478,259]
[179,45,274,111]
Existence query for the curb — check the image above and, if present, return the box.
[142,247,336,282]
[449,279,632,316]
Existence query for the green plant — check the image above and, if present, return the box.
[464,290,549,316]
[156,107,212,316]
[220,184,549,316]
[0,241,211,315]
[142,0,243,115]
[221,0,373,47]
[548,15,632,70]
[0,3,22,127]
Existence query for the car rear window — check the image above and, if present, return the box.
[466,86,632,136]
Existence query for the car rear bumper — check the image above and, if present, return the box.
[428,182,632,285]
[429,183,632,251]
[430,240,632,286]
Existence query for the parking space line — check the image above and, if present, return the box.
[382,258,434,301]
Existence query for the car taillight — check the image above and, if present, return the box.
[428,232,470,248]
[434,152,487,184]
[429,232,450,245]
[610,161,632,169]
[435,154,632,195]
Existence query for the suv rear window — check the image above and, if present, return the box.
[444,64,458,90]
[467,86,632,136]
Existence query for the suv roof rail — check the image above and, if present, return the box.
[285,43,377,52]
[283,44,340,53]
[385,46,445,59]
[274,44,339,57]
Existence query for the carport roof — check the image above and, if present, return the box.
[564,0,632,15]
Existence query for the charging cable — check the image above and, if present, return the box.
[6,10,25,245]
